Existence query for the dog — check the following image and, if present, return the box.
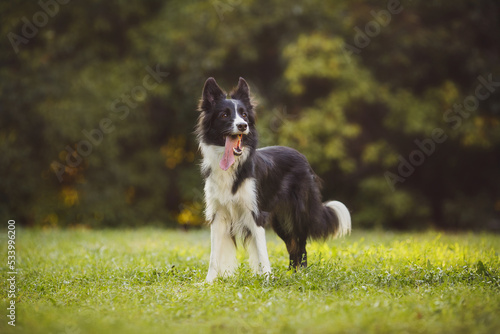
[196,77,351,282]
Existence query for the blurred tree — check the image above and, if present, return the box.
[275,0,500,229]
[1,0,499,229]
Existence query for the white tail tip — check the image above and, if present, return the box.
[326,201,351,238]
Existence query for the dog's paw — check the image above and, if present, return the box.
[205,271,218,283]
[263,271,274,281]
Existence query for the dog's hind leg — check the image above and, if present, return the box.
[285,237,307,270]
[271,215,307,270]
[206,212,237,283]
[297,238,307,268]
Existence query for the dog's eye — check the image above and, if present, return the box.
[240,109,248,118]
[220,110,229,118]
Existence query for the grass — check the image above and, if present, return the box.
[1,228,499,334]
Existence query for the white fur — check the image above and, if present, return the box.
[200,142,271,282]
[229,99,249,134]
[247,226,271,276]
[200,143,253,223]
[205,210,237,282]
[326,201,351,238]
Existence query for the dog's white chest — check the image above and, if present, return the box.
[200,143,258,233]
[205,170,257,221]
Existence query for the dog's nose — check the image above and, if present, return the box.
[237,123,247,132]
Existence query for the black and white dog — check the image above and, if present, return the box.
[196,77,351,282]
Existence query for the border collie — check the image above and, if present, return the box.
[196,77,351,282]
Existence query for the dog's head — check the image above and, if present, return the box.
[196,77,257,170]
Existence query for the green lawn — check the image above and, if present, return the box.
[1,228,499,334]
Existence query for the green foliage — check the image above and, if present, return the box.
[1,0,500,228]
[1,229,499,333]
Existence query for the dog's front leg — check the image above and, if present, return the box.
[206,213,237,283]
[247,225,272,278]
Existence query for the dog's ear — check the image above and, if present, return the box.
[201,77,225,108]
[231,77,251,105]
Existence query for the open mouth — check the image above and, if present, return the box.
[219,134,244,171]
[232,134,243,156]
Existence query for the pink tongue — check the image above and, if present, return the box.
[220,136,239,171]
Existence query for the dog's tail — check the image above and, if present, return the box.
[325,201,351,238]
[312,201,351,239]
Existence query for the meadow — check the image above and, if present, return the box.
[1,228,499,334]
